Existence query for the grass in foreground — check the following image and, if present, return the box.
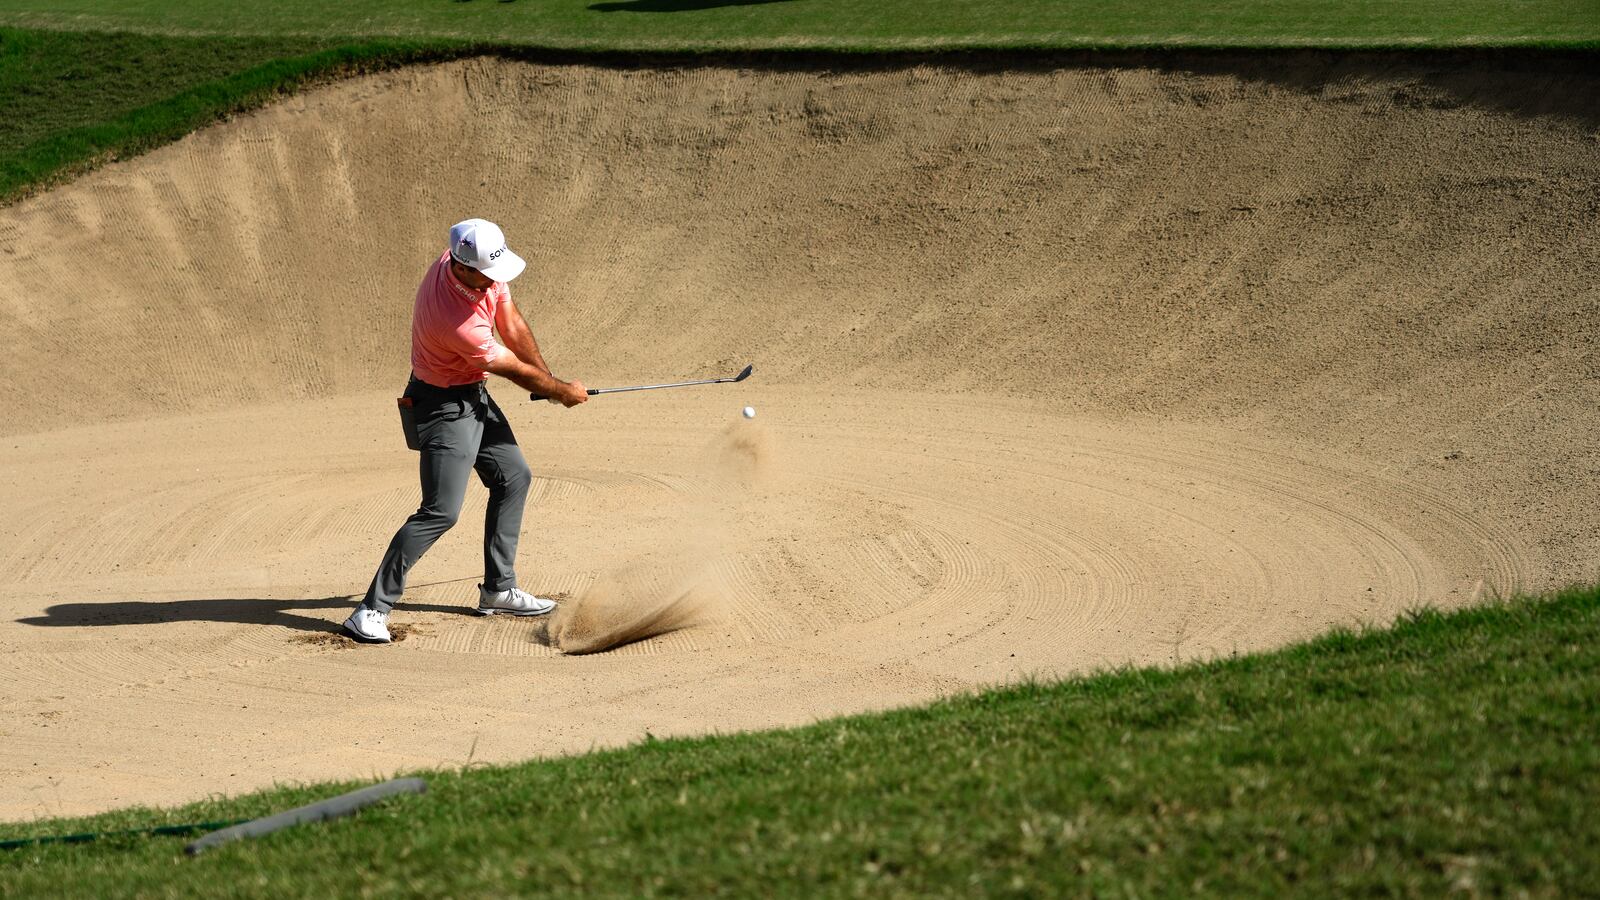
[2,585,1596,896]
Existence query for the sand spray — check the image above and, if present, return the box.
[550,419,773,653]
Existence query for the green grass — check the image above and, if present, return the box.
[3,0,1598,49]
[0,29,478,201]
[2,586,1596,896]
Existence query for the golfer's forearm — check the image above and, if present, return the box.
[498,304,551,374]
[498,324,544,371]
[512,335,550,375]
[484,353,568,397]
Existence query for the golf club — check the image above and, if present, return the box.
[533,364,753,401]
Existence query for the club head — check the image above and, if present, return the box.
[733,364,753,383]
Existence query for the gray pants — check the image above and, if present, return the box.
[362,378,532,614]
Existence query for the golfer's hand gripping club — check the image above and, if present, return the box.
[534,378,586,406]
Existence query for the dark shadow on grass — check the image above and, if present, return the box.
[590,0,797,12]
[16,595,477,635]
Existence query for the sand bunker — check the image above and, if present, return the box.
[0,55,1596,819]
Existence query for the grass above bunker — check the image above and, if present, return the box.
[0,29,478,202]
[3,0,1598,49]
[2,585,1597,896]
[3,0,1599,201]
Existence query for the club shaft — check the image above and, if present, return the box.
[531,364,750,401]
[588,377,734,395]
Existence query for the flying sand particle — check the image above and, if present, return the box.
[551,421,772,654]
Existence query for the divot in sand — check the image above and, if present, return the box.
[292,622,422,647]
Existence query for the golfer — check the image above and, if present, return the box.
[343,218,588,644]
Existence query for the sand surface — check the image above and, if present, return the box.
[1,56,1596,820]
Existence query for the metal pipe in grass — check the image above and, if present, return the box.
[0,778,427,853]
[184,778,427,856]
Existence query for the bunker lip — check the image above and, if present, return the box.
[0,54,1594,820]
[4,47,1598,213]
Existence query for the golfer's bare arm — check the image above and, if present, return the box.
[483,352,585,406]
[495,300,552,375]
[484,301,586,406]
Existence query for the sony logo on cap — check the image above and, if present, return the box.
[447,218,522,282]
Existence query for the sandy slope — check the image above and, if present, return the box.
[0,56,1595,819]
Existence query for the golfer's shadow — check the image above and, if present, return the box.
[16,595,476,635]
[590,0,796,12]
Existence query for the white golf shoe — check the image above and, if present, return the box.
[342,606,392,643]
[477,585,556,617]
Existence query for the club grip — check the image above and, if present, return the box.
[587,389,599,395]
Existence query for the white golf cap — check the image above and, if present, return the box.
[448,218,526,283]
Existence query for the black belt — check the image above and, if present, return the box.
[409,375,487,395]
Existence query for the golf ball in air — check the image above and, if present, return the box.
[742,406,756,419]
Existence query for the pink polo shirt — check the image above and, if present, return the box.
[411,251,510,388]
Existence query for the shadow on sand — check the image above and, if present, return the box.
[16,595,478,635]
